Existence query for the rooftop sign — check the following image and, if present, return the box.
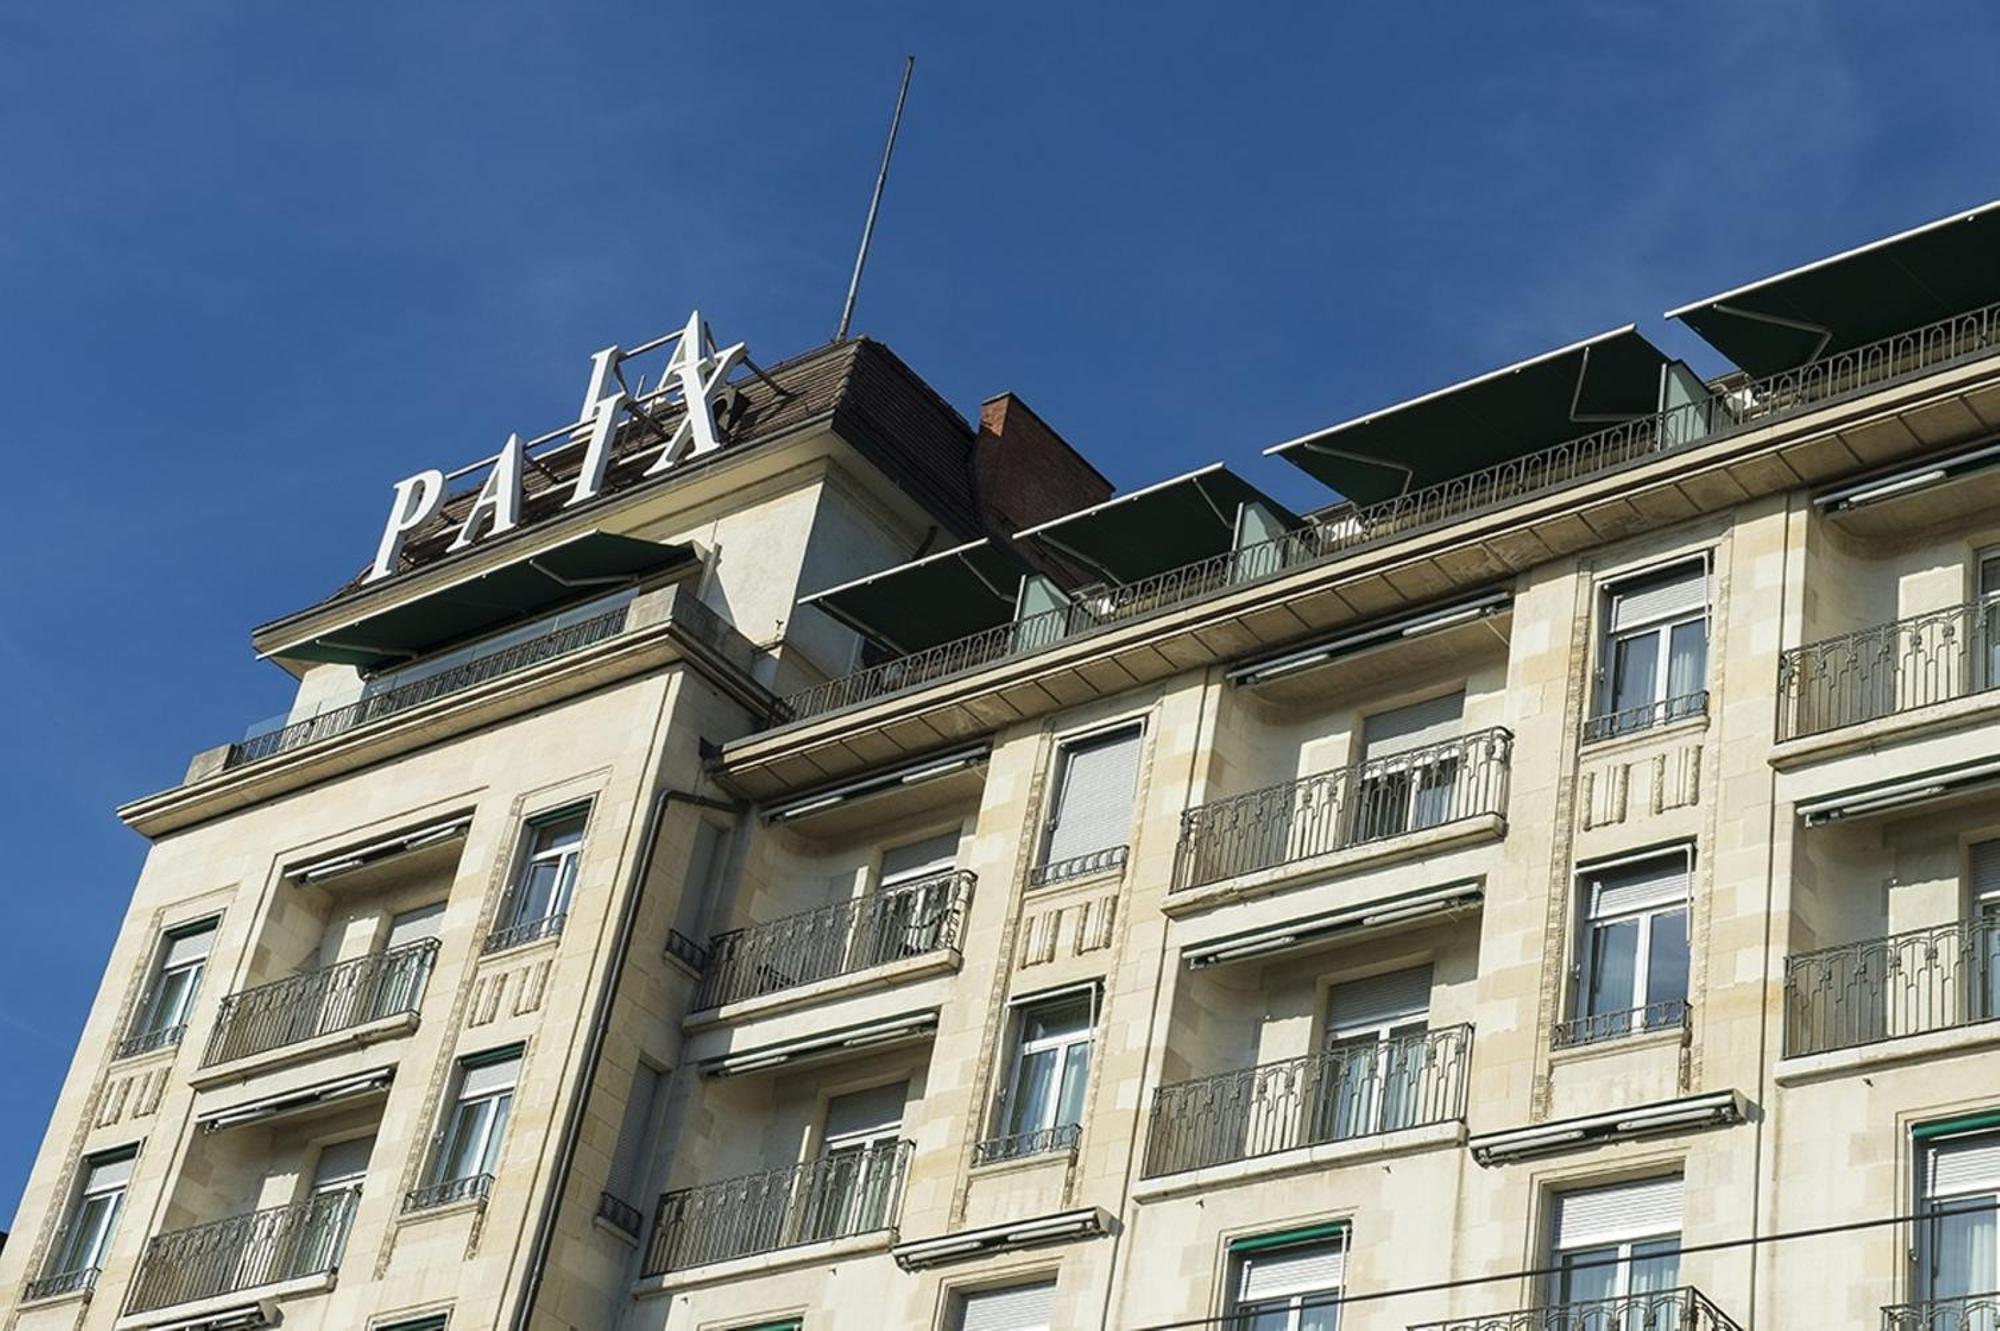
[366,311,748,583]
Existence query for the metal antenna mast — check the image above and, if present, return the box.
[836,55,915,341]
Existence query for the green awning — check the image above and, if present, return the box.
[1228,1222,1348,1253]
[278,531,695,671]
[800,538,1032,654]
[1013,464,1299,584]
[1669,202,2000,377]
[1266,327,1673,504]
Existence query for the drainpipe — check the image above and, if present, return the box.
[509,783,738,1331]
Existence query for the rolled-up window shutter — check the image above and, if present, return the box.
[1972,842,2000,902]
[822,1081,908,1142]
[1928,1134,2000,1198]
[312,1136,375,1189]
[83,1149,136,1194]
[1239,1239,1346,1301]
[1361,693,1465,762]
[1554,1176,1683,1249]
[1589,852,1690,918]
[958,1281,1057,1331]
[385,902,445,951]
[163,922,217,969]
[1609,562,1706,631]
[1328,966,1432,1033]
[880,834,959,886]
[461,1052,521,1100]
[1044,727,1142,866]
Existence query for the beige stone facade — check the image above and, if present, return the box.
[11,236,2000,1331]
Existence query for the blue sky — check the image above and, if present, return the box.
[3,0,1999,1222]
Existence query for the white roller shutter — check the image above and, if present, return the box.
[958,1280,1057,1331]
[1588,852,1690,918]
[1328,966,1432,1033]
[461,1052,521,1099]
[1238,1240,1346,1302]
[1928,1134,2000,1199]
[1972,842,2000,902]
[1554,1176,1683,1250]
[823,1081,908,1143]
[1044,727,1142,867]
[312,1135,374,1189]
[163,922,216,969]
[83,1149,136,1194]
[1361,693,1465,762]
[1609,562,1706,631]
[385,902,446,951]
[881,834,959,886]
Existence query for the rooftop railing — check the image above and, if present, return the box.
[1411,1287,1742,1331]
[126,1188,359,1314]
[1143,1024,1472,1178]
[1778,599,1998,741]
[201,940,438,1067]
[693,871,973,1011]
[781,300,2000,727]
[642,1138,912,1275]
[1882,1291,2000,1331]
[1783,915,2000,1058]
[1172,728,1512,892]
[225,604,631,769]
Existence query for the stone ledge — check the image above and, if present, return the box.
[1775,1019,2000,1086]
[188,1011,419,1091]
[628,1229,894,1298]
[683,949,962,1031]
[1130,1118,1466,1202]
[1161,815,1506,919]
[1771,687,2000,772]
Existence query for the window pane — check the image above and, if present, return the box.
[478,1093,514,1174]
[1007,1048,1056,1135]
[143,965,200,1033]
[1557,1247,1619,1303]
[1630,1237,1681,1295]
[1609,629,1661,715]
[1646,910,1690,1012]
[439,1099,493,1181]
[1022,996,1091,1043]
[1927,1198,1999,1300]
[1587,919,1640,1017]
[1667,619,1707,706]
[1055,1042,1091,1127]
[513,860,563,924]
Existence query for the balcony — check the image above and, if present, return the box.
[201,941,439,1069]
[693,871,973,1012]
[1172,729,1512,893]
[1142,1025,1472,1178]
[404,1173,492,1213]
[971,1122,1082,1167]
[1412,1288,1742,1331]
[641,1139,912,1275]
[778,302,2000,728]
[1581,690,1709,745]
[1554,998,1691,1051]
[1783,917,2000,1058]
[126,1189,359,1315]
[1882,1292,2000,1331]
[21,1266,98,1302]
[1779,600,1998,741]
[227,604,630,769]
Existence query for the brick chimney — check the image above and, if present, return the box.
[972,393,1113,539]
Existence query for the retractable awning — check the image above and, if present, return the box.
[284,815,471,883]
[1013,465,1298,585]
[1669,202,2000,377]
[1265,328,1674,504]
[275,531,696,671]
[799,539,1032,654]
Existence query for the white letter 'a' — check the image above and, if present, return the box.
[367,471,446,582]
[448,434,525,552]
[645,311,746,477]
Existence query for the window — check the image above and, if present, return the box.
[1549,1176,1682,1306]
[292,1135,372,1276]
[1036,725,1142,884]
[861,832,963,967]
[418,1048,519,1207]
[955,1280,1057,1331]
[371,902,444,1019]
[1981,551,2000,690]
[1565,851,1691,1046]
[1318,967,1431,1141]
[606,1062,662,1209]
[1592,561,1708,739]
[1353,693,1465,842]
[1226,1228,1346,1330]
[1971,842,2000,1021]
[1916,1123,2000,1303]
[39,1147,135,1292]
[122,918,217,1055]
[799,1081,908,1242]
[488,809,587,952]
[986,990,1093,1162]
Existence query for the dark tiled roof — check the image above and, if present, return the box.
[305,337,983,615]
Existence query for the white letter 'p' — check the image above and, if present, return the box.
[367,470,446,582]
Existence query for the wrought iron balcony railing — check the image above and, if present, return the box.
[1554,998,1691,1050]
[1029,844,1127,888]
[1411,1287,1743,1331]
[201,940,439,1067]
[1784,915,2000,1058]
[115,1021,187,1060]
[1582,690,1710,744]
[971,1122,1082,1167]
[126,1188,360,1314]
[779,300,2000,727]
[483,911,566,955]
[642,1138,913,1275]
[1779,599,2000,741]
[1143,1024,1472,1178]
[1172,728,1513,892]
[1882,1290,2000,1331]
[404,1173,494,1212]
[226,604,631,769]
[22,1265,99,1302]
[693,871,973,1011]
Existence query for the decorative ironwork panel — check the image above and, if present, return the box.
[126,1189,360,1314]
[1779,601,1994,740]
[202,940,439,1067]
[1784,916,2000,1057]
[642,1139,913,1275]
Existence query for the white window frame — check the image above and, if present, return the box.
[1037,722,1144,878]
[1225,1230,1347,1330]
[1914,1124,2000,1302]
[430,1048,520,1189]
[1547,1176,1683,1305]
[993,988,1097,1149]
[128,917,218,1049]
[1594,558,1710,734]
[46,1146,136,1282]
[499,807,589,937]
[1570,849,1692,1041]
